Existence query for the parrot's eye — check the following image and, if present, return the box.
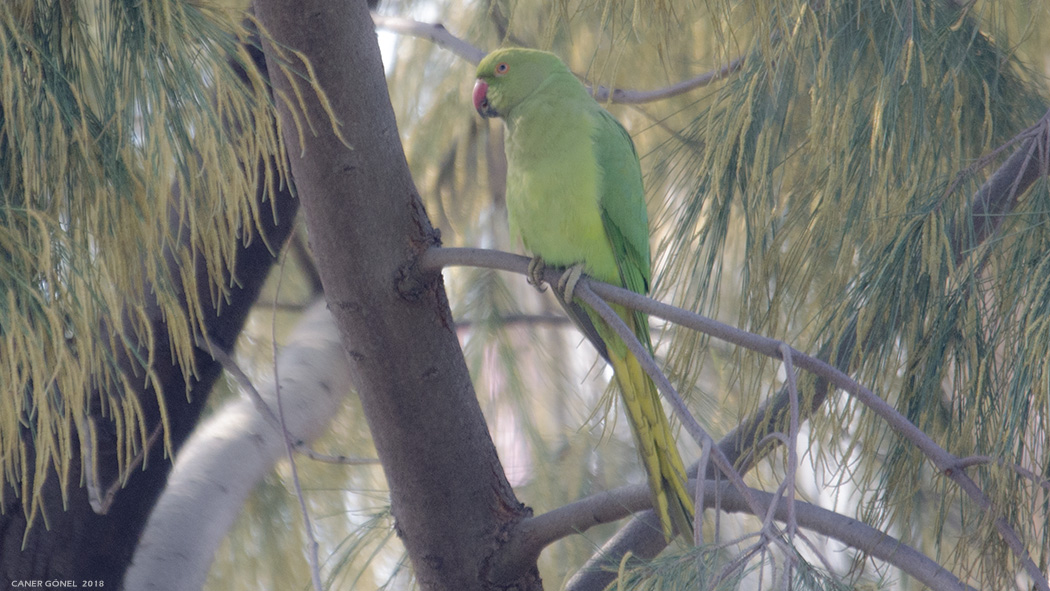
[495,62,509,76]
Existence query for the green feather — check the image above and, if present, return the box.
[475,48,693,540]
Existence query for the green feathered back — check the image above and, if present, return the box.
[475,48,693,539]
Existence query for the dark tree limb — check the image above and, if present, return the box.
[254,2,537,590]
[949,108,1050,263]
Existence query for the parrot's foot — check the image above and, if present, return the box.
[526,256,548,292]
[557,264,585,303]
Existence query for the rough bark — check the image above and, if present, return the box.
[254,1,538,590]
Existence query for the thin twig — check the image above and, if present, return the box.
[371,13,742,104]
[590,56,745,104]
[778,343,800,546]
[195,334,377,466]
[370,14,486,64]
[949,455,1050,492]
[694,437,711,546]
[294,447,378,465]
[574,281,779,549]
[195,335,282,433]
[778,343,800,584]
[271,249,324,591]
[454,313,572,331]
[792,528,837,574]
[86,420,164,515]
[714,528,767,554]
[712,539,765,589]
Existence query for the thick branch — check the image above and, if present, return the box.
[123,302,353,591]
[255,4,537,590]
[499,479,975,591]
[949,108,1050,263]
[419,246,1049,590]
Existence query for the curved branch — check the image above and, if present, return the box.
[590,56,744,104]
[949,107,1050,263]
[370,14,740,104]
[419,246,1050,590]
[370,14,486,64]
[124,302,354,591]
[714,482,974,591]
[493,479,976,591]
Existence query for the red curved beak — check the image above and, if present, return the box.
[472,79,496,118]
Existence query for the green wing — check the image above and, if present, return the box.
[592,107,653,349]
[590,107,694,540]
[548,106,651,361]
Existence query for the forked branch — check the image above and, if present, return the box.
[419,246,1050,591]
[492,479,975,591]
[371,14,741,104]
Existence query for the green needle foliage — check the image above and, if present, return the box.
[610,545,855,590]
[0,1,283,522]
[3,0,1039,586]
[384,0,1050,587]
[653,0,1050,583]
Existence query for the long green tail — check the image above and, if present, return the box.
[607,341,694,540]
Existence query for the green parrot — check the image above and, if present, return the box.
[473,47,694,540]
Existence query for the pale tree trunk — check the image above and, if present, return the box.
[123,301,353,591]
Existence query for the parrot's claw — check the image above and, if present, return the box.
[527,256,548,292]
[557,264,585,303]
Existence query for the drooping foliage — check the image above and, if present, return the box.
[4,0,1048,588]
[653,0,1050,581]
[0,0,284,521]
[371,0,1050,587]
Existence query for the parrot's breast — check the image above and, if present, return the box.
[504,106,620,285]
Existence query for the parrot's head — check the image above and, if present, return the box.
[473,48,569,119]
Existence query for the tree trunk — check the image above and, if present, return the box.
[254,1,539,589]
